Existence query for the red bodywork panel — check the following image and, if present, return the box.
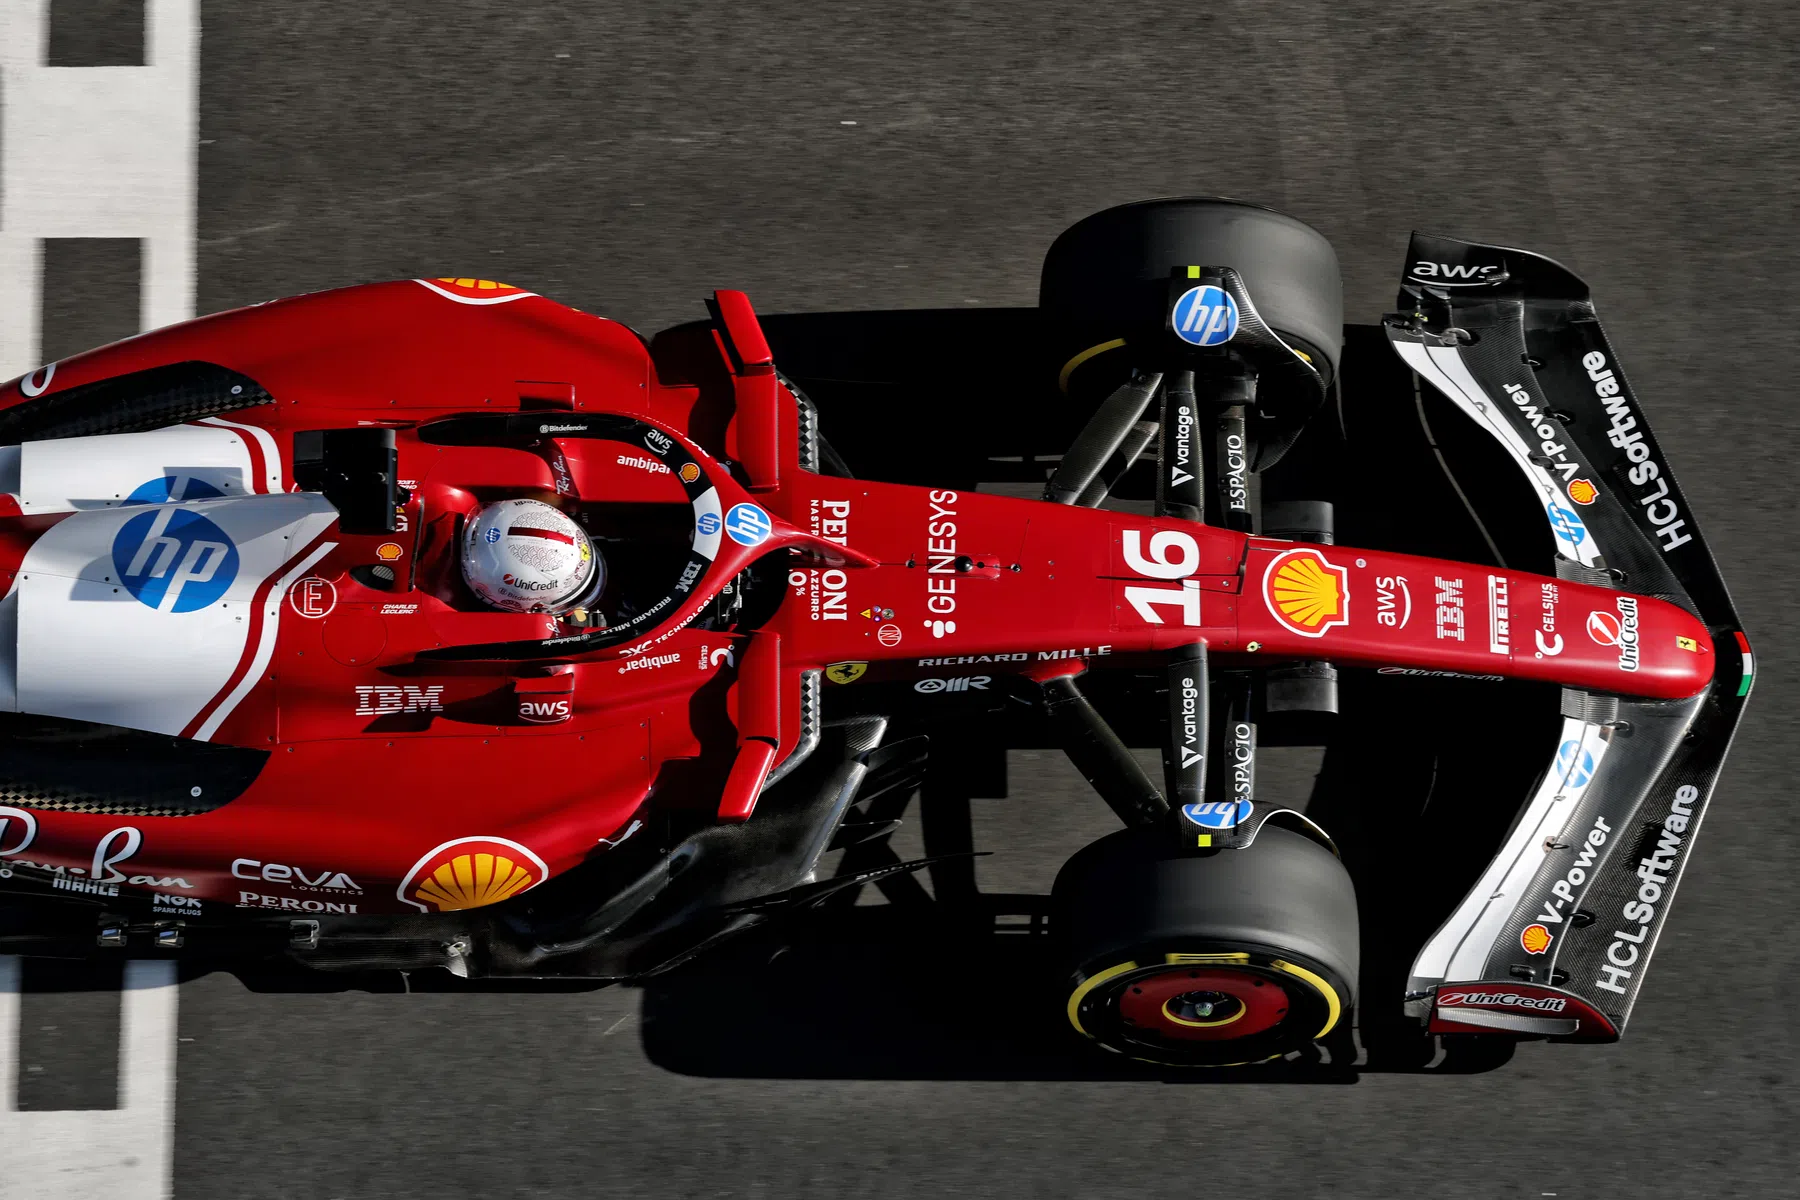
[0,279,1715,918]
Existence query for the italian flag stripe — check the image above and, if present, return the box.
[1735,630,1754,697]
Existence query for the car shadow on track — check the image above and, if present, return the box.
[631,897,1514,1083]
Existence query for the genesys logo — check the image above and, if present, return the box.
[1437,989,1568,1013]
[231,859,361,893]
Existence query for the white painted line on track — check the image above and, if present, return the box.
[0,0,200,380]
[0,958,180,1199]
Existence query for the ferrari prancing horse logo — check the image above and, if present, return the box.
[825,662,868,685]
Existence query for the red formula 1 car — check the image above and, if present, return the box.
[0,200,1750,1067]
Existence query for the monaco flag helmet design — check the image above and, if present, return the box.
[461,498,600,614]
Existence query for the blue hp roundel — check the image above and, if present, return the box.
[1171,284,1240,347]
[696,511,721,537]
[1556,739,1595,788]
[1180,798,1253,830]
[1546,502,1588,551]
[124,475,224,505]
[724,503,772,547]
[112,508,240,613]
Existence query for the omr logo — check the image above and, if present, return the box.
[112,508,239,613]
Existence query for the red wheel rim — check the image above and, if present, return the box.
[1115,968,1290,1041]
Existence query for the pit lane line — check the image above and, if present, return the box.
[0,1,198,1194]
[0,0,198,380]
[0,958,181,1200]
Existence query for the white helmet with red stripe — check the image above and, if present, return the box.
[461,499,601,614]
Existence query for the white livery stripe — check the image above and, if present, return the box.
[196,416,284,492]
[1408,718,1613,992]
[1392,340,1603,570]
[192,539,334,741]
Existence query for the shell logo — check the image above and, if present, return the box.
[414,277,538,306]
[1567,478,1599,506]
[1261,548,1350,638]
[398,836,549,912]
[1520,923,1553,955]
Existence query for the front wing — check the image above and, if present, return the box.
[1386,235,1752,1038]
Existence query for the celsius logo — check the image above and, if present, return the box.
[1556,739,1596,788]
[125,475,225,505]
[112,508,239,612]
[1171,284,1239,347]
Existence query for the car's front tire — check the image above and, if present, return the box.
[1052,824,1358,1067]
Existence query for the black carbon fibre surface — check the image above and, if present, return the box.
[0,714,266,817]
[0,361,274,442]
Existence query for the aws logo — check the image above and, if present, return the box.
[1262,548,1349,638]
[1406,260,1507,287]
[518,697,571,724]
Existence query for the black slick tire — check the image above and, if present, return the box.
[1041,197,1344,387]
[1052,824,1358,1067]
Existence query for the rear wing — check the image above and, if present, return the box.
[1385,235,1752,1039]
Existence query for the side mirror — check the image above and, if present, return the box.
[293,427,398,534]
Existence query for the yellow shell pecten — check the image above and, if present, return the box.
[412,851,537,911]
[1271,554,1341,629]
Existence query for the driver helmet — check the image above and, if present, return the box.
[461,498,601,614]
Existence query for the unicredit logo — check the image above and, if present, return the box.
[1437,990,1567,1013]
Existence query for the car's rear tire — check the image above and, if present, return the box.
[1052,823,1358,1067]
[1040,197,1344,387]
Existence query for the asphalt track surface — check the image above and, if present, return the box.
[9,2,1800,1197]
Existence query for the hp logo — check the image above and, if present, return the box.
[1546,502,1588,550]
[1171,284,1240,347]
[125,475,225,505]
[112,508,239,613]
[1556,739,1595,788]
[1180,798,1253,829]
[724,503,772,547]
